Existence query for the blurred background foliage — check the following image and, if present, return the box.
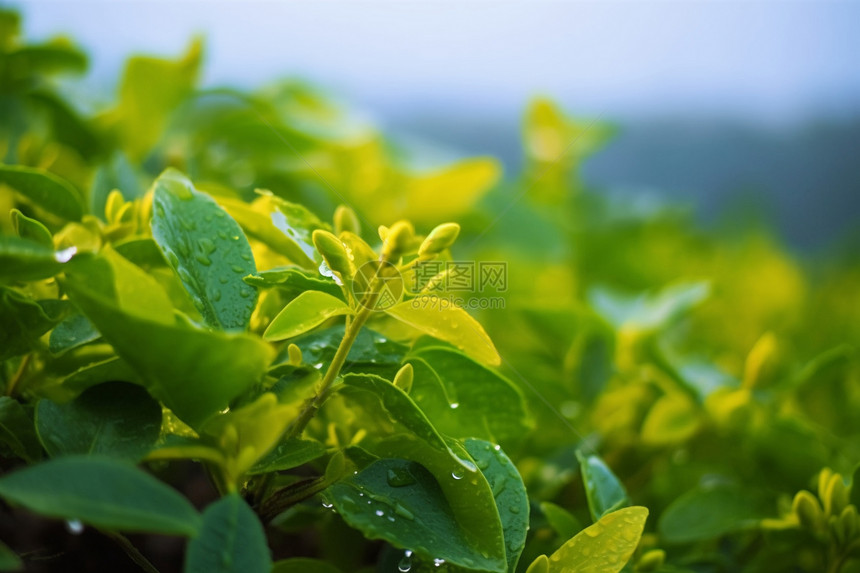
[1,6,859,572]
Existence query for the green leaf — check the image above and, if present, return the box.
[5,42,87,76]
[546,506,648,573]
[110,39,202,159]
[264,290,353,341]
[146,435,225,466]
[151,168,258,331]
[337,374,506,568]
[851,463,860,510]
[0,236,79,283]
[48,311,100,355]
[0,456,201,535]
[539,502,581,541]
[0,286,65,360]
[464,438,529,573]
[271,558,342,573]
[0,165,83,221]
[35,382,162,461]
[577,453,630,522]
[658,483,770,543]
[325,458,505,573]
[200,393,298,483]
[10,208,52,246]
[113,237,168,268]
[0,397,42,463]
[289,325,407,372]
[184,494,271,573]
[57,356,141,397]
[407,347,531,444]
[247,438,327,475]
[386,296,500,365]
[640,394,701,446]
[62,252,274,428]
[244,266,343,300]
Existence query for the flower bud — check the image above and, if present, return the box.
[340,231,377,268]
[393,364,413,394]
[334,205,361,235]
[793,490,823,530]
[381,220,414,261]
[418,222,460,258]
[312,229,352,279]
[288,343,303,366]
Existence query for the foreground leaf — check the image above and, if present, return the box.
[385,296,500,365]
[0,286,65,360]
[36,382,162,461]
[247,438,327,475]
[63,252,274,428]
[464,438,529,573]
[546,506,648,573]
[407,346,531,443]
[151,168,258,331]
[337,374,506,569]
[0,540,21,572]
[184,494,271,573]
[271,559,341,573]
[264,290,353,341]
[0,456,201,535]
[325,458,505,573]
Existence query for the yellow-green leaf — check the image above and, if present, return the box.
[547,506,648,573]
[385,296,500,365]
[264,290,353,341]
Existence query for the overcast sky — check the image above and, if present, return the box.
[13,1,860,124]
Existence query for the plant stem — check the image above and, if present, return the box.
[284,279,380,440]
[99,530,161,573]
[6,354,32,396]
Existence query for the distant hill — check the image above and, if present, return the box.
[384,112,860,251]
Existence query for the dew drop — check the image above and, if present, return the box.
[212,289,222,302]
[195,254,212,266]
[240,253,252,262]
[451,470,464,480]
[239,289,251,298]
[449,402,459,409]
[508,504,520,514]
[321,501,333,509]
[198,238,216,254]
[493,444,501,451]
[433,558,446,567]
[66,519,84,535]
[398,553,412,572]
[54,246,77,263]
[217,230,228,239]
[231,265,245,273]
[218,276,229,284]
[387,468,416,488]
[375,510,384,517]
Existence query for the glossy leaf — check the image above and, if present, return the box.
[547,506,648,573]
[0,456,201,535]
[184,494,271,573]
[247,438,327,475]
[577,453,630,522]
[0,236,79,282]
[62,252,274,428]
[48,311,100,355]
[264,290,352,341]
[464,438,529,573]
[0,397,42,463]
[337,374,506,567]
[244,266,343,300]
[35,382,162,461]
[407,346,531,443]
[658,483,771,543]
[385,296,500,365]
[151,168,258,331]
[56,356,141,398]
[146,435,225,466]
[0,164,83,221]
[325,458,505,573]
